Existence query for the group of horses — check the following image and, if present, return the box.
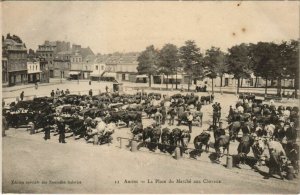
[223,95,300,179]
[3,91,299,179]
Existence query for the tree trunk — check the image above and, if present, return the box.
[277,77,282,96]
[295,75,299,98]
[220,75,223,87]
[148,74,151,87]
[211,78,214,94]
[265,77,268,97]
[237,78,240,94]
[254,76,258,88]
[240,78,243,88]
[188,75,191,92]
[166,74,169,89]
[175,68,178,90]
[220,75,223,93]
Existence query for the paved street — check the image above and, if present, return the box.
[2,82,300,193]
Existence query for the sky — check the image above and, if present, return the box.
[2,1,299,54]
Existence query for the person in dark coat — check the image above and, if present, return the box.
[20,91,24,101]
[57,118,66,143]
[50,90,55,97]
[44,124,51,140]
[89,89,93,96]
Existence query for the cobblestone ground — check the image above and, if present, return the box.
[2,81,300,193]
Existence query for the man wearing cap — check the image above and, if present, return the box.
[274,120,285,142]
[187,112,193,133]
[57,118,66,143]
[154,109,162,126]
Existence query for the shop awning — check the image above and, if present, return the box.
[28,71,42,74]
[103,72,117,78]
[90,73,102,77]
[68,71,80,75]
[136,74,148,78]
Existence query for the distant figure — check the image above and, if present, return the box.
[65,89,70,95]
[89,80,91,85]
[35,82,38,89]
[287,91,291,100]
[50,90,55,97]
[105,86,109,93]
[56,88,60,96]
[187,112,193,133]
[20,91,24,101]
[61,90,65,96]
[89,89,93,96]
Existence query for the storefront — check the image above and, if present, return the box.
[68,71,81,80]
[8,70,28,86]
[28,72,41,83]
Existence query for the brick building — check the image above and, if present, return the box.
[2,37,28,86]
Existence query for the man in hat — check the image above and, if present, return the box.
[44,124,51,140]
[20,91,24,101]
[57,117,66,143]
[177,104,184,126]
[168,106,177,126]
[161,106,167,125]
[187,112,193,133]
[50,90,55,97]
[154,109,162,126]
[274,120,285,141]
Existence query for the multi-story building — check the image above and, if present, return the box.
[53,57,71,79]
[2,57,8,84]
[2,37,28,86]
[69,45,95,79]
[27,59,41,83]
[39,57,50,83]
[36,41,56,78]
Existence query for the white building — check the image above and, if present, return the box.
[90,63,106,80]
[27,60,41,83]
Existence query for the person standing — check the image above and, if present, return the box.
[177,104,184,126]
[161,106,167,125]
[168,106,177,126]
[56,88,60,96]
[89,89,93,96]
[187,112,193,133]
[44,124,51,140]
[105,86,109,93]
[50,90,55,97]
[57,118,66,143]
[20,91,24,101]
[154,109,162,126]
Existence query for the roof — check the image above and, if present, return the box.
[3,39,27,51]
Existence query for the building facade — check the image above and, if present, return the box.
[2,57,8,84]
[36,41,56,78]
[2,38,28,86]
[27,59,41,83]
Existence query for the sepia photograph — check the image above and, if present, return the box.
[1,1,300,194]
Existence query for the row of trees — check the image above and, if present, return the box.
[137,40,299,95]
